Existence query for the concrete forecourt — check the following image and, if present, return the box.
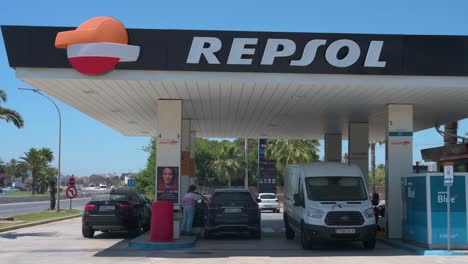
[1,213,468,264]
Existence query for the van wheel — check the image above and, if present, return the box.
[82,226,94,238]
[301,224,313,250]
[363,238,376,249]
[285,220,295,240]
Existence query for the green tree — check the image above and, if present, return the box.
[38,148,54,194]
[20,147,54,195]
[195,138,220,186]
[0,159,5,173]
[266,139,320,185]
[212,144,244,187]
[0,89,24,128]
[369,164,385,187]
[369,140,385,193]
[234,138,259,186]
[136,138,156,198]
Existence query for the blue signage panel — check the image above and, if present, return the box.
[403,177,428,244]
[127,178,136,188]
[430,175,467,244]
[258,139,277,194]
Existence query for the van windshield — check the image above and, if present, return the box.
[305,177,367,201]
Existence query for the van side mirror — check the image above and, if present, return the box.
[293,194,301,207]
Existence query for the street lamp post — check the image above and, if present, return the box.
[19,88,62,213]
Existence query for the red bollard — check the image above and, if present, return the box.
[150,201,174,242]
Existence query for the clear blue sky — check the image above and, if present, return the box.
[1,0,468,176]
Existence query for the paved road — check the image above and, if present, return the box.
[1,212,467,264]
[0,198,90,217]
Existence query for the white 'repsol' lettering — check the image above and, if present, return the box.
[227,38,258,65]
[186,36,387,68]
[186,37,222,64]
[260,39,296,65]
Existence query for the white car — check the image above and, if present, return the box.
[257,193,280,213]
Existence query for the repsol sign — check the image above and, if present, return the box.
[186,37,386,68]
[6,26,468,76]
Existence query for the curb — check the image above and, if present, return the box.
[0,213,82,233]
[128,231,199,250]
[129,237,197,250]
[377,237,467,256]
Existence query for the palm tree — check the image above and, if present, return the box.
[369,140,385,194]
[212,144,244,187]
[265,139,320,173]
[0,89,24,128]
[38,148,54,193]
[20,147,54,195]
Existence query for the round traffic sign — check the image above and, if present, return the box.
[66,186,77,199]
[68,177,76,186]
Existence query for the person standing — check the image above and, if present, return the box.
[181,185,198,235]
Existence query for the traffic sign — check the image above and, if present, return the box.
[66,186,77,199]
[68,177,76,186]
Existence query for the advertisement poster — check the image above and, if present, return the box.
[430,175,467,245]
[157,166,179,204]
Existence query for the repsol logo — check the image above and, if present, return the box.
[186,37,386,68]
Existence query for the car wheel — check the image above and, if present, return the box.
[128,220,142,237]
[143,218,151,232]
[82,225,94,238]
[363,238,376,249]
[301,224,313,250]
[251,229,261,239]
[204,230,214,239]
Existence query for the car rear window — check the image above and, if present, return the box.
[91,193,129,202]
[259,194,276,199]
[211,192,255,206]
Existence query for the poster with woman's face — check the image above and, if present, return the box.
[157,166,179,204]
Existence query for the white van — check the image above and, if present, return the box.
[283,162,376,249]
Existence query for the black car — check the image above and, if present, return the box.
[204,189,261,239]
[82,188,152,238]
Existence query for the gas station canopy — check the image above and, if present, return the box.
[2,25,468,139]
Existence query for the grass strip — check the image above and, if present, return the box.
[0,210,81,229]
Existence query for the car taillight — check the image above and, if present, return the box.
[275,199,279,202]
[119,204,135,210]
[84,204,95,211]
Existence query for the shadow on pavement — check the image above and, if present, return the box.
[93,218,416,258]
[0,232,57,240]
